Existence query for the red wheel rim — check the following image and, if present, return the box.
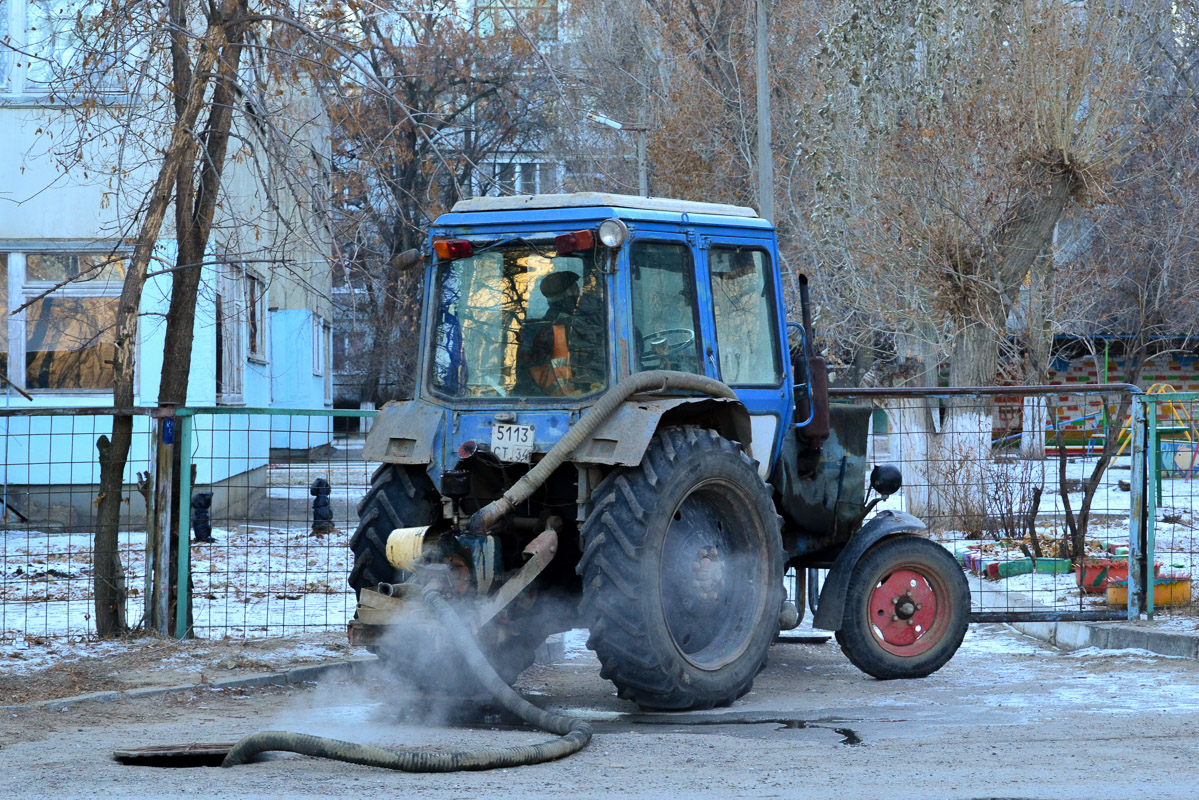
[867,565,948,656]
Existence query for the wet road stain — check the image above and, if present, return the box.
[619,713,866,746]
[774,719,862,745]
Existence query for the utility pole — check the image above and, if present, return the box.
[755,0,773,222]
[635,127,648,197]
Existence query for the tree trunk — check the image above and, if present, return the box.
[93,434,128,635]
[935,323,999,533]
[1019,250,1055,459]
[90,26,224,637]
[1019,396,1049,459]
[158,5,247,638]
[914,164,1077,530]
[891,397,935,518]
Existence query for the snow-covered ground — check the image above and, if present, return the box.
[2,458,371,647]
[1,524,358,644]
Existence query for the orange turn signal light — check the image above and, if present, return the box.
[554,230,596,255]
[433,239,474,260]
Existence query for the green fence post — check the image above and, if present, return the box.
[174,411,194,639]
[1129,398,1148,620]
[1146,398,1158,618]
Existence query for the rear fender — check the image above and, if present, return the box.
[570,397,752,466]
[810,511,928,631]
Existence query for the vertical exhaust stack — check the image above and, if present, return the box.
[797,275,830,445]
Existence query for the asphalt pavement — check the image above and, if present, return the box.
[2,622,1198,799]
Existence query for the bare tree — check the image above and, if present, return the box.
[315,0,554,403]
[19,0,334,635]
[799,0,1160,520]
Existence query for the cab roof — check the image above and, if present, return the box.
[449,192,759,219]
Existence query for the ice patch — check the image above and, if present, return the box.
[1066,646,1186,661]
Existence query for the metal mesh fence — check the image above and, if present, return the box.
[1,409,155,644]
[1144,390,1199,617]
[178,408,378,638]
[3,388,1188,646]
[829,385,1142,622]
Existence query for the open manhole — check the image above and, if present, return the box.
[113,743,236,768]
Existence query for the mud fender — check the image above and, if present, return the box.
[811,510,929,631]
[570,397,751,466]
[362,399,444,464]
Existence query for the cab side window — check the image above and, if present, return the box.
[708,248,781,386]
[629,241,704,375]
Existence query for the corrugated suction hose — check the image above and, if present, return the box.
[467,369,737,534]
[220,586,592,771]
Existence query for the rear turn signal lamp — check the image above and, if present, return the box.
[555,230,596,255]
[433,239,474,260]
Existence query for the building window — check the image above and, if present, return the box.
[1,0,138,95]
[2,250,124,393]
[246,274,268,363]
[0,0,12,93]
[494,162,516,194]
[216,265,268,403]
[490,161,556,196]
[537,162,557,193]
[475,0,558,41]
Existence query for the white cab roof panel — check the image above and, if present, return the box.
[450,192,758,219]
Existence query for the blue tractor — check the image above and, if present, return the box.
[349,193,969,710]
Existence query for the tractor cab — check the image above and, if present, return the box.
[376,193,796,487]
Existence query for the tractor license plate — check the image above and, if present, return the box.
[491,423,534,463]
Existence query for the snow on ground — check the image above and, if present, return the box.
[1,524,358,643]
[2,457,372,645]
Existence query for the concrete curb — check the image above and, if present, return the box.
[1,656,378,714]
[1010,620,1199,659]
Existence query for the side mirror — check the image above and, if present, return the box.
[870,464,903,497]
[391,248,424,270]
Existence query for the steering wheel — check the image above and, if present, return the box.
[642,328,696,357]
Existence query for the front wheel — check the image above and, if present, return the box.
[579,426,784,710]
[838,535,969,680]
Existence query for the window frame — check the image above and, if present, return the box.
[312,313,324,376]
[322,319,332,405]
[215,264,246,406]
[705,244,784,389]
[627,237,707,378]
[3,247,127,395]
[424,240,610,405]
[245,272,269,365]
[1,0,143,98]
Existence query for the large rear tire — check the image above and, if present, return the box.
[837,535,969,680]
[579,426,784,710]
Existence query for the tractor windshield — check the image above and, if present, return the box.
[430,243,607,399]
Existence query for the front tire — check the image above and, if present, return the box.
[349,464,438,596]
[579,427,784,710]
[838,535,969,680]
[349,464,554,688]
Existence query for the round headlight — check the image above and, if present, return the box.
[597,218,629,248]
